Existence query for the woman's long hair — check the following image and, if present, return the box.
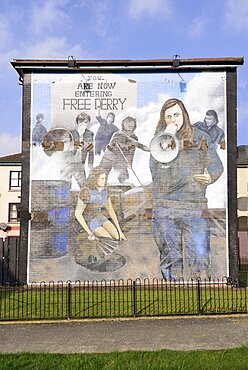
[83,166,107,190]
[155,98,192,140]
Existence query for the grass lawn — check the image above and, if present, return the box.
[1,282,247,320]
[0,347,248,369]
[239,267,248,287]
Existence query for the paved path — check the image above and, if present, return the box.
[0,315,248,353]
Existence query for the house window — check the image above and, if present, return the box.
[8,203,21,222]
[9,171,22,189]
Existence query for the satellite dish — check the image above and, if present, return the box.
[0,223,9,231]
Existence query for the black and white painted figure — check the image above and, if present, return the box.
[194,110,226,149]
[99,116,149,183]
[71,112,94,173]
[32,113,47,145]
[95,110,119,155]
[41,112,94,188]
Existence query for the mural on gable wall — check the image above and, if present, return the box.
[29,71,227,282]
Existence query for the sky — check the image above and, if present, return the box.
[0,0,247,157]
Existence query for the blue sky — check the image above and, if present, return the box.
[0,0,247,156]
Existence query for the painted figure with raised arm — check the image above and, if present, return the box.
[99,116,149,183]
[95,109,118,155]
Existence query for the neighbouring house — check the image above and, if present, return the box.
[0,153,22,239]
[237,145,248,262]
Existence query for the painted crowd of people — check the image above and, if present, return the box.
[32,99,225,278]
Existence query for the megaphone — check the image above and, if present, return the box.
[150,124,179,163]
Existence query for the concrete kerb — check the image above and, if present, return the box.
[0,313,247,325]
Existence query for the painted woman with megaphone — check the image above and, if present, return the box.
[149,98,224,280]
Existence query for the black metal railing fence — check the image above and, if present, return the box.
[0,277,247,321]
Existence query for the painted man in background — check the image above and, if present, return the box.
[99,116,149,183]
[32,113,47,145]
[194,110,226,149]
[95,109,118,155]
[69,112,94,184]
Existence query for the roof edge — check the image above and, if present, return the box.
[0,153,22,164]
[11,57,244,76]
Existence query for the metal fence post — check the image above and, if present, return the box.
[133,280,136,317]
[67,282,71,320]
[197,279,202,315]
